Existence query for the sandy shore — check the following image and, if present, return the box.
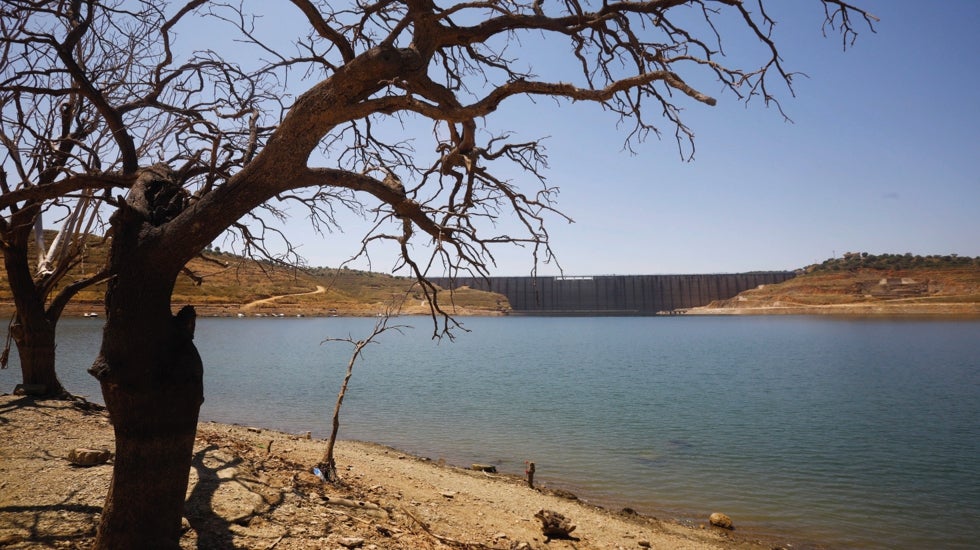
[0,395,787,549]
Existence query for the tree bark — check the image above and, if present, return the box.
[2,228,66,398]
[9,319,63,396]
[89,298,203,549]
[92,358,201,549]
[88,166,204,549]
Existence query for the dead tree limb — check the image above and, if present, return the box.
[317,312,408,481]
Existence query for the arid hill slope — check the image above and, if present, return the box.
[0,234,509,317]
[690,254,980,316]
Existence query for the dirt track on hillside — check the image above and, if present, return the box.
[241,285,328,311]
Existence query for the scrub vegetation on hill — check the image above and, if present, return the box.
[804,252,980,272]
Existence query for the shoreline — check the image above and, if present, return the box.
[6,299,979,319]
[1,395,798,549]
[684,302,980,317]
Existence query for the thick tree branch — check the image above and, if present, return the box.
[0,173,134,211]
[46,267,111,321]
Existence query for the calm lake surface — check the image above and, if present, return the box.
[3,316,978,549]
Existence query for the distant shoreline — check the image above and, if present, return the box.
[4,303,977,318]
[685,302,980,317]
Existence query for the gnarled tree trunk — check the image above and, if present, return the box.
[88,166,203,549]
[89,305,202,549]
[2,226,66,398]
[90,306,202,548]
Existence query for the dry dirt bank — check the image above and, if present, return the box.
[685,302,980,316]
[0,396,785,550]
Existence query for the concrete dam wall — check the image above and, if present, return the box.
[433,272,795,315]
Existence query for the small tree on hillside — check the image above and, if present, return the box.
[1,1,876,548]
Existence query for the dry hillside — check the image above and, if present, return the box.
[691,253,980,316]
[0,233,509,317]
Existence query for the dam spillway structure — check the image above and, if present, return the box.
[432,272,795,315]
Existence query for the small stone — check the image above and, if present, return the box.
[709,512,734,530]
[441,491,456,499]
[337,536,364,548]
[67,448,112,467]
[638,541,651,548]
[471,463,497,473]
[492,532,508,540]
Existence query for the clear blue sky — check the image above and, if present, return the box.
[231,0,980,276]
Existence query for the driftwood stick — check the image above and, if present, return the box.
[321,495,388,518]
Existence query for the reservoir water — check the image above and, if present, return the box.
[2,316,978,549]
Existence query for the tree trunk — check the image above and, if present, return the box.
[2,234,66,398]
[89,165,204,549]
[90,301,203,549]
[9,318,65,396]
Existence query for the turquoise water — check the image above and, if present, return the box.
[3,316,978,549]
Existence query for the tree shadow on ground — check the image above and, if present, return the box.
[0,395,83,425]
[0,394,104,426]
[185,443,285,549]
[0,395,39,425]
[185,443,242,549]
[0,490,101,547]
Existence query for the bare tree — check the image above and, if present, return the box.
[317,313,407,482]
[0,1,875,548]
[0,10,117,396]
